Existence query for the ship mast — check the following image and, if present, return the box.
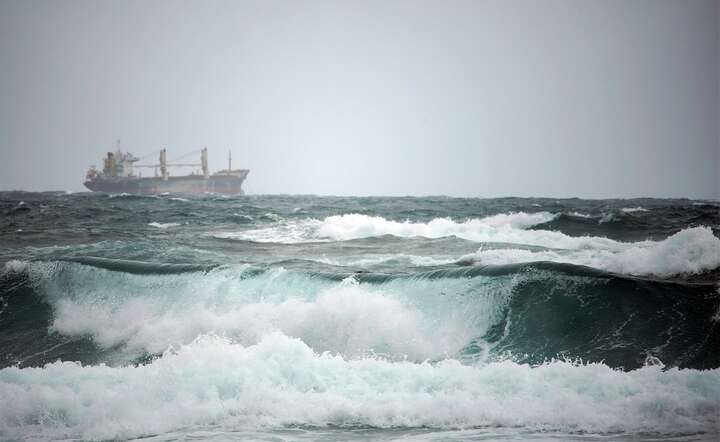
[228,150,232,175]
[160,148,168,180]
[201,147,209,179]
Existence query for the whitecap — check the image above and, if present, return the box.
[462,226,720,277]
[569,211,596,218]
[3,260,29,273]
[148,222,180,229]
[218,212,559,245]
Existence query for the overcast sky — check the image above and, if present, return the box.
[1,0,718,198]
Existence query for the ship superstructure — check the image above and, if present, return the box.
[84,145,249,195]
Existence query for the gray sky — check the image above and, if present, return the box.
[1,0,718,198]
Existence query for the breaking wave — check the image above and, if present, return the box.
[0,333,718,441]
[213,213,720,277]
[5,261,508,362]
[213,212,560,245]
[3,260,718,370]
[465,226,720,277]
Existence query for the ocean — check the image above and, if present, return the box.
[0,192,719,441]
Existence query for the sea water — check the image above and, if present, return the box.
[1,193,718,441]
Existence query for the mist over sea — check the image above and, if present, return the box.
[1,192,719,441]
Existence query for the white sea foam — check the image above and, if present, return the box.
[315,254,458,268]
[0,333,717,440]
[464,226,720,277]
[214,221,320,243]
[316,212,558,240]
[471,211,558,229]
[621,207,649,213]
[214,212,572,246]
[3,260,29,274]
[569,211,596,218]
[148,222,180,229]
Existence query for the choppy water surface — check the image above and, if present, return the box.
[1,192,719,441]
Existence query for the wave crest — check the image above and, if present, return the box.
[464,226,720,277]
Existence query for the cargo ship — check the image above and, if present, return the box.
[84,146,249,195]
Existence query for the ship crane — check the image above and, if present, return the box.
[133,148,209,180]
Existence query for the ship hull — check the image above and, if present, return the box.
[84,173,248,195]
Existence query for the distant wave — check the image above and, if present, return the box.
[148,222,180,229]
[317,212,559,239]
[621,206,649,213]
[108,192,158,199]
[213,212,561,244]
[568,211,597,218]
[212,213,719,277]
